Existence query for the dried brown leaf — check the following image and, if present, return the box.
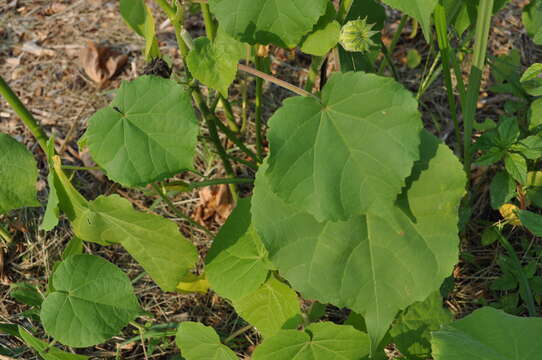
[79,41,127,86]
[193,184,234,226]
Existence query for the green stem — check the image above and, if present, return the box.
[152,183,212,235]
[61,165,101,171]
[379,39,399,81]
[219,95,240,133]
[0,76,48,151]
[255,52,265,158]
[223,324,253,345]
[200,2,216,41]
[305,56,324,92]
[214,117,261,162]
[463,0,493,175]
[378,15,408,75]
[164,178,253,192]
[497,231,537,316]
[435,4,461,156]
[224,153,258,170]
[154,0,175,18]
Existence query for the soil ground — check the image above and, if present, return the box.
[1,0,541,359]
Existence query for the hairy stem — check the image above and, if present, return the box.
[378,15,408,75]
[305,56,324,92]
[0,76,48,151]
[238,64,317,99]
[200,2,215,41]
[214,116,261,162]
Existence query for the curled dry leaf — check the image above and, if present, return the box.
[79,41,128,86]
[193,184,234,226]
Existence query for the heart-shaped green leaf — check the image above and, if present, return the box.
[252,322,370,360]
[265,72,422,222]
[176,322,238,360]
[84,76,198,187]
[0,133,39,214]
[40,255,141,347]
[187,28,245,96]
[208,0,328,48]
[431,306,542,360]
[252,131,465,350]
[206,198,272,300]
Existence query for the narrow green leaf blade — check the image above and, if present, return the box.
[72,195,198,292]
[431,307,542,360]
[18,327,89,360]
[205,198,271,300]
[208,0,328,48]
[0,133,39,214]
[176,322,238,360]
[40,255,141,347]
[233,275,301,338]
[84,76,198,187]
[252,322,370,360]
[265,72,422,221]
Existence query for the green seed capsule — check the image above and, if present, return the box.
[339,18,379,53]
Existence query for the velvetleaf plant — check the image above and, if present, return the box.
[2,0,542,359]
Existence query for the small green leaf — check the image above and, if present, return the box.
[529,98,542,130]
[523,0,542,45]
[187,28,245,96]
[406,49,422,69]
[252,322,370,360]
[119,0,159,59]
[176,322,238,360]
[84,76,198,187]
[519,210,542,236]
[520,63,542,96]
[61,237,84,259]
[380,0,438,41]
[301,11,340,56]
[390,292,452,359]
[474,147,505,166]
[496,116,520,147]
[0,133,39,214]
[40,255,141,348]
[206,198,271,300]
[41,139,61,231]
[512,135,542,159]
[10,283,43,307]
[209,0,328,48]
[265,72,422,221]
[18,327,89,360]
[504,152,528,184]
[481,226,500,246]
[489,171,516,209]
[72,194,198,292]
[233,275,301,338]
[431,307,542,360]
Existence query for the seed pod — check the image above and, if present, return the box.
[339,18,379,53]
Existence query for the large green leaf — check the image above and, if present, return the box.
[72,195,198,292]
[232,275,301,338]
[0,133,39,214]
[84,76,198,187]
[389,292,452,359]
[208,0,328,48]
[40,255,141,347]
[205,198,272,300]
[176,322,238,360]
[380,0,438,41]
[252,322,370,360]
[19,327,89,360]
[252,131,465,351]
[119,0,159,59]
[265,72,422,222]
[431,306,542,360]
[300,3,341,56]
[187,28,245,96]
